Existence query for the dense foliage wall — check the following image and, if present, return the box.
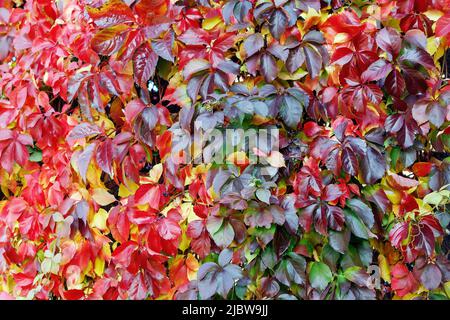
[0,0,449,300]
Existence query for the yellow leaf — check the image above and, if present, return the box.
[148,163,163,184]
[91,208,109,231]
[70,191,83,201]
[226,151,248,166]
[424,9,444,21]
[378,254,391,283]
[192,163,211,176]
[266,151,286,168]
[383,18,401,29]
[161,196,182,216]
[186,253,199,281]
[384,188,401,205]
[130,224,140,241]
[392,204,400,216]
[333,33,349,44]
[118,180,139,197]
[181,202,200,223]
[444,281,450,298]
[102,242,112,259]
[85,160,103,186]
[94,257,105,277]
[167,76,191,107]
[299,7,322,31]
[426,36,440,56]
[278,67,308,80]
[202,15,222,30]
[433,44,445,64]
[300,7,320,21]
[92,188,116,206]
[95,116,115,135]
[178,224,191,252]
[84,260,93,277]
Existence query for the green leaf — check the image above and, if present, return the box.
[329,229,350,254]
[256,188,271,204]
[278,67,307,80]
[346,198,374,229]
[309,261,333,291]
[423,191,444,205]
[28,148,42,162]
[212,221,235,248]
[343,266,369,287]
[344,209,375,240]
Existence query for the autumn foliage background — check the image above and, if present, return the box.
[0,0,449,300]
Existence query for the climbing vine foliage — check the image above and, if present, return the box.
[0,0,449,300]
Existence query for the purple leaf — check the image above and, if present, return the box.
[361,59,393,82]
[244,33,264,58]
[78,143,96,183]
[376,27,401,59]
[67,123,101,141]
[260,52,278,82]
[360,146,386,184]
[269,9,288,40]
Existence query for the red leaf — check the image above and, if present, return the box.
[399,47,435,70]
[385,112,418,149]
[133,42,158,88]
[391,264,419,297]
[151,31,175,62]
[376,27,401,59]
[342,147,358,176]
[385,69,405,97]
[158,217,181,240]
[302,121,323,137]
[125,99,146,123]
[112,241,138,268]
[178,28,210,46]
[96,138,114,177]
[128,272,150,299]
[134,0,169,17]
[269,9,288,40]
[108,207,130,243]
[399,192,419,216]
[389,221,409,248]
[412,162,433,177]
[322,184,343,202]
[0,129,33,173]
[67,123,101,142]
[128,209,156,225]
[331,47,354,65]
[134,184,161,209]
[86,0,135,28]
[182,59,210,80]
[299,204,315,233]
[436,14,450,38]
[420,215,443,236]
[386,173,419,190]
[243,33,264,58]
[187,220,211,258]
[361,59,392,82]
[155,130,172,160]
[91,24,130,55]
